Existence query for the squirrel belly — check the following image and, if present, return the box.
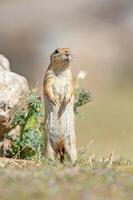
[44,94,76,162]
[43,48,77,162]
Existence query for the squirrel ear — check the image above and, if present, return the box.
[50,54,52,61]
[50,52,53,62]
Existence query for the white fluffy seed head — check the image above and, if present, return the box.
[77,70,87,80]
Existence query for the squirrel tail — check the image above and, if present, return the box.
[54,135,66,163]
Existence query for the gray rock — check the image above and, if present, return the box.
[0,54,10,71]
[0,70,29,136]
[0,125,21,156]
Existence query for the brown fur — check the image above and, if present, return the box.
[53,135,66,162]
[43,48,77,162]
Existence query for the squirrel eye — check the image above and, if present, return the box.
[54,49,59,54]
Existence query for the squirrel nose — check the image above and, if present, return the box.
[65,52,70,56]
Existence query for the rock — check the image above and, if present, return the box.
[0,125,21,156]
[0,138,11,156]
[0,54,10,71]
[8,125,21,140]
[0,68,29,136]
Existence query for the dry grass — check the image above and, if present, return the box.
[0,157,38,168]
[0,153,133,200]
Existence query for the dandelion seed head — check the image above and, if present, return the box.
[77,70,87,80]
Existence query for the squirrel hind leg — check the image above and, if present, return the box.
[45,140,55,161]
[65,145,77,163]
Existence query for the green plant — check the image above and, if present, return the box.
[74,88,92,114]
[4,90,44,160]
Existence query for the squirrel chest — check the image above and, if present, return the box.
[52,73,69,99]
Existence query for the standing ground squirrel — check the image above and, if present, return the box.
[43,48,77,162]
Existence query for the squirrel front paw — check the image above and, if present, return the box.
[50,97,59,106]
[63,96,71,105]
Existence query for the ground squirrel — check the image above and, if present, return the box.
[43,48,77,162]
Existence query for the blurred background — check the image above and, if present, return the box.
[0,0,133,158]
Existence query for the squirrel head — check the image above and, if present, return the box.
[50,48,72,69]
